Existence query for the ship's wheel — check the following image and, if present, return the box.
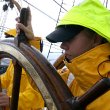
[0,40,74,110]
[1,38,110,110]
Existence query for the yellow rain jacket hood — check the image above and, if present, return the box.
[4,29,42,50]
[64,43,110,110]
[58,0,110,42]
[5,29,17,37]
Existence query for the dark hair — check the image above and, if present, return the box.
[101,37,108,44]
[84,28,108,44]
[84,28,96,38]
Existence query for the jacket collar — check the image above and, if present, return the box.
[64,43,110,91]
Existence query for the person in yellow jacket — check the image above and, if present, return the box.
[0,2,44,110]
[0,31,44,110]
[46,0,110,110]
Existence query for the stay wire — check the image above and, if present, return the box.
[22,0,57,22]
[52,0,67,12]
[47,0,64,59]
[106,0,108,8]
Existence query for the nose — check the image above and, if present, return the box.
[60,42,69,50]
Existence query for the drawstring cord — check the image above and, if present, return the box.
[97,58,110,78]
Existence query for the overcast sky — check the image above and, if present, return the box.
[0,0,109,37]
[0,0,76,37]
[0,0,82,62]
[0,0,110,37]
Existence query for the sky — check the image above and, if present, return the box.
[0,0,110,63]
[0,0,77,37]
[0,0,79,63]
[0,0,109,37]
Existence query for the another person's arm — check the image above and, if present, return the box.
[16,7,34,40]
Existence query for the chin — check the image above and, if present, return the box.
[65,54,75,61]
[65,56,71,62]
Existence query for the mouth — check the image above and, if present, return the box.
[65,53,71,57]
[65,53,71,59]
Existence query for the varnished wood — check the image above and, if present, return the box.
[0,41,110,110]
[20,43,74,110]
[53,54,65,69]
[10,61,22,110]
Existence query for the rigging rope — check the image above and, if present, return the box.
[47,0,64,59]
[22,0,57,22]
[106,0,108,8]
[72,0,75,6]
[52,0,67,12]
[103,0,106,5]
[0,10,9,37]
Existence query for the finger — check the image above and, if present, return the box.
[15,17,20,22]
[16,24,20,33]
[17,23,25,30]
[16,28,20,34]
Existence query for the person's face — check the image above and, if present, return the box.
[60,29,97,61]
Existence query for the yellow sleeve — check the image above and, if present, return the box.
[1,36,44,109]
[18,36,44,109]
[58,68,70,83]
[29,37,43,51]
[1,61,13,89]
[18,73,44,109]
[1,61,44,109]
[18,88,44,110]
